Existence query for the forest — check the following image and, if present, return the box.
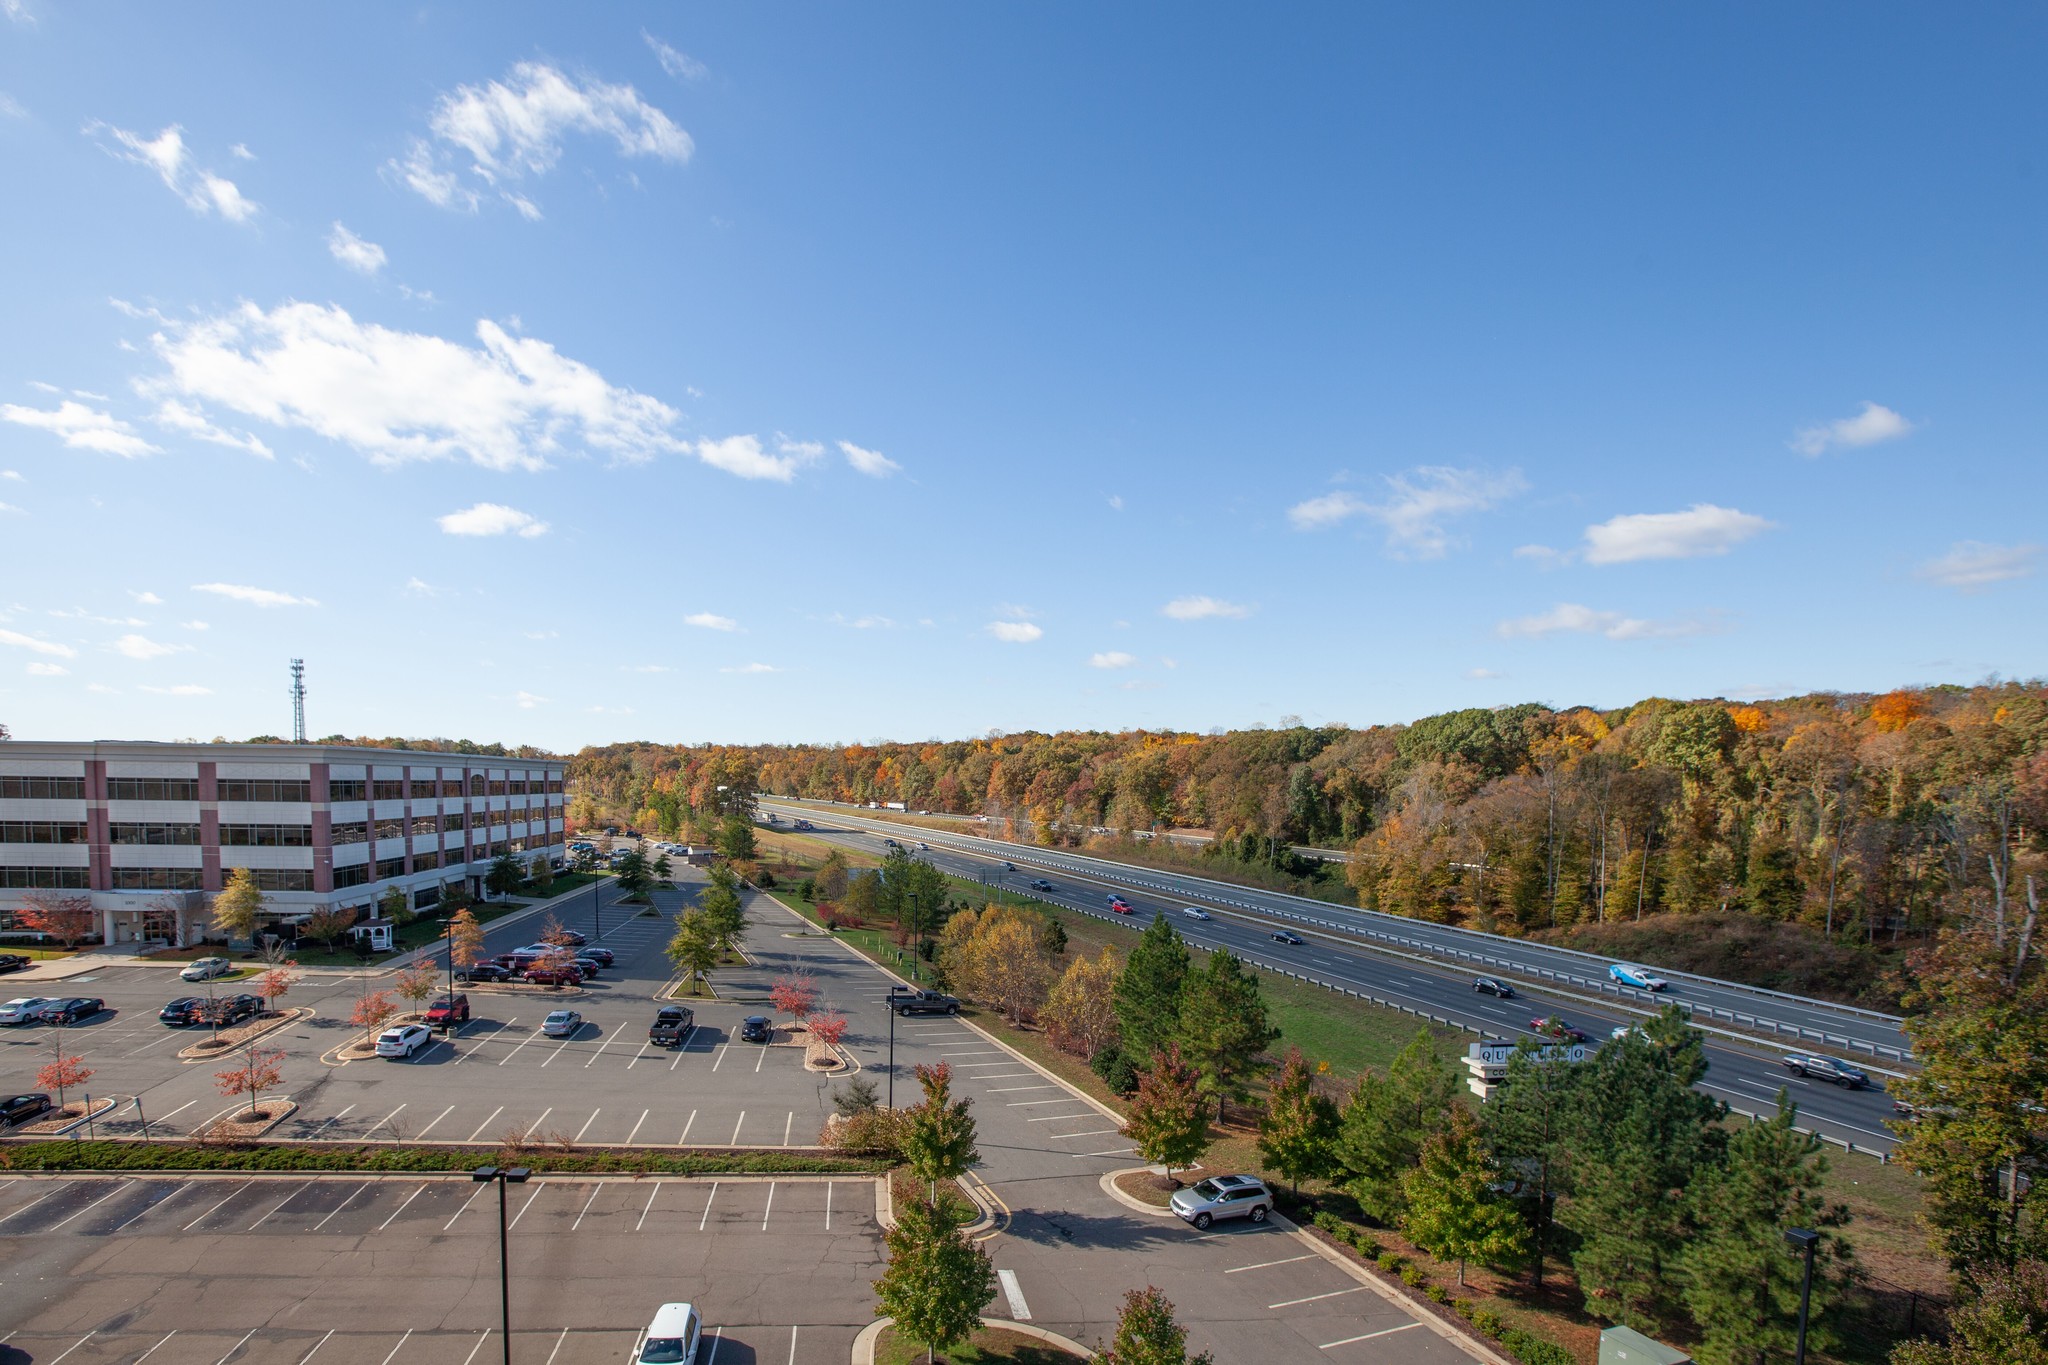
[569,682,2048,1005]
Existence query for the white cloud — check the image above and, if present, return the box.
[0,502,20,516]
[140,301,690,472]
[396,61,691,216]
[1289,466,1526,558]
[1513,544,1567,568]
[402,577,448,598]
[26,662,66,676]
[0,469,22,481]
[88,123,257,221]
[1161,596,1251,621]
[49,608,145,626]
[720,662,782,674]
[684,612,739,632]
[0,92,25,119]
[327,222,388,276]
[829,613,896,630]
[151,398,273,458]
[1791,402,1914,456]
[129,590,163,604]
[1107,494,1123,512]
[139,683,211,696]
[191,582,318,607]
[1495,603,1709,641]
[0,399,160,457]
[112,633,187,660]
[1089,651,1138,669]
[1581,504,1774,565]
[438,502,549,538]
[694,434,808,482]
[229,143,254,161]
[180,620,208,631]
[838,440,902,478]
[987,621,1044,643]
[643,31,708,81]
[0,628,75,659]
[1916,541,2040,591]
[1464,668,1505,680]
[514,690,549,708]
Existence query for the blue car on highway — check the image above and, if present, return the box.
[1608,963,1669,991]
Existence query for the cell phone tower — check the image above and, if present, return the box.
[290,658,307,744]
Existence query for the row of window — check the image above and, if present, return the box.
[106,778,201,801]
[329,778,563,801]
[112,823,200,846]
[0,821,88,845]
[2,775,564,803]
[111,868,202,891]
[0,865,90,889]
[0,778,87,800]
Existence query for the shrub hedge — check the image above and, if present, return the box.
[0,1141,888,1177]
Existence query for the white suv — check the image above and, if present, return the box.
[375,1023,433,1058]
[1168,1173,1273,1229]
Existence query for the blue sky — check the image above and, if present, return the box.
[1,4,2043,749]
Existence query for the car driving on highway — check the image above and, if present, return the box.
[1271,930,1304,946]
[1781,1052,1870,1089]
[1180,906,1211,921]
[1608,963,1669,991]
[1472,976,1516,998]
[1108,895,1134,914]
[1530,1016,1588,1043]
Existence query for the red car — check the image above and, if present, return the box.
[424,993,470,1026]
[1529,1016,1589,1044]
[1108,895,1134,914]
[525,963,583,986]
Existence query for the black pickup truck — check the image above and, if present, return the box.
[888,987,960,1017]
[649,1004,695,1047]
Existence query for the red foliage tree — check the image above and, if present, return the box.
[253,963,301,1013]
[36,1052,93,1110]
[770,970,819,1023]
[808,1010,848,1047]
[350,988,397,1045]
[16,891,97,950]
[214,1045,286,1120]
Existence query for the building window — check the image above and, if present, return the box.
[219,824,315,847]
[548,780,564,794]
[0,865,91,889]
[110,822,202,846]
[409,816,438,838]
[441,813,466,833]
[110,867,203,891]
[0,822,88,845]
[413,885,441,910]
[374,819,403,841]
[409,780,436,799]
[375,857,406,881]
[246,869,314,892]
[331,822,367,846]
[328,780,367,803]
[0,776,87,800]
[469,775,487,796]
[486,780,506,797]
[107,777,200,802]
[334,864,370,889]
[444,848,469,866]
[218,779,311,803]
[371,781,405,802]
[414,850,441,871]
[490,808,509,827]
[489,841,509,859]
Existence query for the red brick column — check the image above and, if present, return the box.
[198,761,222,893]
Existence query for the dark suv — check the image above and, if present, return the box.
[649,1005,695,1047]
[888,987,959,1017]
[739,1014,773,1043]
[197,994,261,1027]
[160,996,206,1025]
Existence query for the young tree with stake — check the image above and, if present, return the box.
[351,987,397,1046]
[665,909,720,995]
[1122,1044,1210,1184]
[214,1045,285,1122]
[446,906,485,975]
[1399,1106,1528,1286]
[252,961,300,1014]
[872,1194,996,1365]
[36,1044,93,1113]
[903,1061,980,1208]
[393,959,439,1018]
[770,970,819,1024]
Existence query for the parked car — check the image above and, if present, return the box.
[36,997,104,1025]
[570,956,603,978]
[888,987,959,1017]
[635,1302,704,1364]
[576,946,615,967]
[1529,1016,1588,1044]
[0,953,30,974]
[1,1093,53,1127]
[1608,963,1670,992]
[1271,930,1304,946]
[160,996,207,1025]
[1168,1173,1273,1230]
[1180,907,1211,921]
[457,963,512,984]
[525,963,583,986]
[0,997,53,1026]
[739,1014,773,1043]
[556,929,588,947]
[1781,1052,1870,1089]
[181,957,234,982]
[542,1009,583,1038]
[424,993,470,1026]
[196,994,261,1027]
[649,1005,695,1047]
[375,1023,434,1058]
[1472,977,1516,998]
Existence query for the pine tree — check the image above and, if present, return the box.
[698,864,748,953]
[1485,1036,1584,1287]
[903,1062,980,1206]
[1178,948,1279,1120]
[1258,1047,1339,1195]
[1681,1098,1855,1365]
[209,867,265,943]
[1115,912,1190,1060]
[873,1195,996,1364]
[1400,1106,1528,1286]
[1335,1028,1461,1225]
[1097,1286,1215,1365]
[1121,1043,1209,1182]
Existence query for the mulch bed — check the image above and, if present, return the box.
[1111,1169,1177,1207]
[13,1097,119,1136]
[176,1007,313,1060]
[194,1099,297,1141]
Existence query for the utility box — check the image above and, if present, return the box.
[1599,1325,1689,1365]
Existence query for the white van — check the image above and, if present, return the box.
[636,1303,703,1363]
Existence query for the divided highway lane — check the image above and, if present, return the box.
[780,812,1904,1155]
[764,799,1912,1065]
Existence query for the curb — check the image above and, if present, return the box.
[1097,1167,1177,1219]
[14,1095,125,1139]
[176,1006,314,1062]
[852,1317,1093,1364]
[190,1096,300,1142]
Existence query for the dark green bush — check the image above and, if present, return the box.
[1471,1307,1505,1338]
[1089,1045,1140,1096]
[1501,1328,1574,1365]
[1376,1251,1405,1273]
[1398,1264,1426,1287]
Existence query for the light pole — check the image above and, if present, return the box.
[1785,1227,1819,1365]
[907,892,920,983]
[473,1165,531,1365]
[887,1000,897,1109]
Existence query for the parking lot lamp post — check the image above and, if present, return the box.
[1785,1227,1819,1365]
[473,1165,530,1365]
[590,874,603,943]
[887,1001,897,1109]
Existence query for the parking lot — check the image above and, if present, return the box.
[0,1172,879,1364]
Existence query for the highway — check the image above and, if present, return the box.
[762,797,1912,1064]
[766,801,1907,1156]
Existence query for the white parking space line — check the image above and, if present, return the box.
[378,1329,413,1365]
[625,1109,649,1145]
[628,1043,651,1068]
[956,1062,1023,1071]
[587,1021,629,1067]
[679,1110,697,1144]
[444,1182,488,1230]
[45,1331,94,1363]
[704,1330,723,1364]
[940,1050,1002,1057]
[783,1112,793,1147]
[122,1031,184,1057]
[730,1111,747,1144]
[575,1109,602,1143]
[183,1181,251,1231]
[698,1181,719,1231]
[214,1327,257,1363]
[1048,1128,1122,1139]
[1190,1225,1281,1241]
[1026,1112,1098,1122]
[968,1072,1036,1081]
[543,1327,569,1365]
[636,1184,660,1231]
[1226,1254,1318,1274]
[527,1106,553,1135]
[1269,1286,1368,1309]
[997,1268,1032,1320]
[249,1181,310,1229]
[755,1045,767,1073]
[990,1084,1058,1093]
[711,1043,731,1072]
[1008,1098,1088,1107]
[305,1105,356,1139]
[379,1184,428,1230]
[498,1027,544,1066]
[361,1105,407,1140]
[466,1105,507,1143]
[825,1181,833,1231]
[417,1105,456,1139]
[506,1181,547,1230]
[786,1325,799,1365]
[297,1330,334,1364]
[48,1183,127,1231]
[113,1182,194,1231]
[312,1183,370,1231]
[134,1331,178,1362]
[761,1182,776,1230]
[1071,1148,1137,1158]
[460,1331,490,1365]
[572,1184,602,1231]
[0,1185,69,1227]
[140,1098,196,1131]
[1320,1322,1423,1350]
[541,1038,573,1068]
